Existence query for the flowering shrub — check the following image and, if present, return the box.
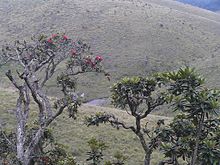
[0,33,109,165]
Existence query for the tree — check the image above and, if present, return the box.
[0,33,108,165]
[86,137,108,165]
[0,125,79,165]
[156,67,220,165]
[86,76,166,165]
[111,151,127,165]
[104,151,127,165]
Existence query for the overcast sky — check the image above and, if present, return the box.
[177,0,220,11]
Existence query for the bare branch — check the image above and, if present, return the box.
[67,71,85,76]
[140,96,165,119]
[40,60,54,87]
[86,113,136,133]
[22,76,45,125]
[34,52,55,72]
[24,128,44,160]
[5,70,21,89]
[40,57,63,88]
[46,105,67,127]
[15,48,25,67]
[109,117,136,133]
[140,102,152,119]
[23,85,31,121]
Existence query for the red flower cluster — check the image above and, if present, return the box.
[85,57,92,64]
[84,57,96,68]
[82,56,104,69]
[71,49,77,56]
[52,34,58,38]
[47,38,53,43]
[63,35,68,40]
[47,34,58,44]
[95,56,103,61]
[47,34,68,44]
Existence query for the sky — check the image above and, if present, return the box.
[176,0,220,11]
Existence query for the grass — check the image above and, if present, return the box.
[0,88,182,165]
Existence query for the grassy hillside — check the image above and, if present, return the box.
[0,88,177,165]
[0,0,220,100]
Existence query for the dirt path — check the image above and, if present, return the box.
[85,98,109,106]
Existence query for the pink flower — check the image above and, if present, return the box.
[85,57,93,66]
[91,62,96,68]
[71,49,77,56]
[85,59,91,63]
[52,34,58,38]
[95,56,103,61]
[47,38,53,43]
[63,35,68,40]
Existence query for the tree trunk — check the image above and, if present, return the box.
[144,152,151,165]
[17,124,32,165]
[16,96,44,165]
[191,114,204,165]
[16,96,26,164]
[135,121,152,165]
[16,124,25,163]
[136,132,152,165]
[23,157,31,165]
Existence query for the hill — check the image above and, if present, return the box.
[0,0,220,101]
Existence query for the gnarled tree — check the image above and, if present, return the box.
[86,76,166,165]
[0,33,108,165]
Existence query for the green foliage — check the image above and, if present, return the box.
[104,161,113,165]
[86,137,108,165]
[87,75,167,165]
[199,139,220,165]
[0,125,75,165]
[57,73,77,91]
[111,76,158,109]
[28,127,74,164]
[103,151,127,165]
[156,67,205,96]
[85,112,121,130]
[57,156,78,165]
[157,67,220,164]
[112,151,127,165]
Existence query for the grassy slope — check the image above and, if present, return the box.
[0,89,177,165]
[0,0,220,100]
